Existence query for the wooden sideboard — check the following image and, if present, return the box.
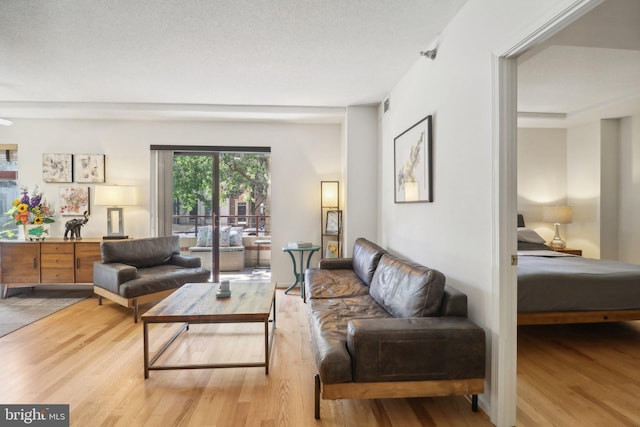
[0,238,102,298]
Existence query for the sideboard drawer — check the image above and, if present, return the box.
[41,253,74,269]
[41,268,74,283]
[41,243,74,254]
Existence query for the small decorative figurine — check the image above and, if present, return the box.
[64,211,90,240]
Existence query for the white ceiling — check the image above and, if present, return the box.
[517,0,640,128]
[0,0,468,122]
[2,0,638,126]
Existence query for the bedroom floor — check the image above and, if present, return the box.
[517,321,640,426]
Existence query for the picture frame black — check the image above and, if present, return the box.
[394,115,433,203]
[74,154,105,183]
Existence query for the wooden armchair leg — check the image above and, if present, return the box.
[314,374,321,419]
[472,394,478,412]
[133,299,139,323]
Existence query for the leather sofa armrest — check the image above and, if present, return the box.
[346,317,485,383]
[93,262,137,288]
[170,254,202,268]
[318,258,353,269]
[440,285,468,317]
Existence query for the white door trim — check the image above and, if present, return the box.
[491,1,603,426]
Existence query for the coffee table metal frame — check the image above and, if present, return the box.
[143,282,276,378]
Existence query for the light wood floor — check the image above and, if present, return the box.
[0,289,491,427]
[517,322,640,426]
[4,289,639,426]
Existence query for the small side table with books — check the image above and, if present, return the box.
[282,242,320,299]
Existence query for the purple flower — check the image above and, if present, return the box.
[20,189,29,204]
[30,194,41,208]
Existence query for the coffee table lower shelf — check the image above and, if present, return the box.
[142,282,277,379]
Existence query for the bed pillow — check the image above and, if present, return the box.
[517,227,546,244]
[518,241,551,251]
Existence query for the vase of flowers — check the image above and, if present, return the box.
[6,187,56,241]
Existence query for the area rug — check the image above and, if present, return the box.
[0,288,92,338]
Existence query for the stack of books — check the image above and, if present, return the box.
[287,241,312,249]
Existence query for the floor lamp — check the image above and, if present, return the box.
[94,185,137,239]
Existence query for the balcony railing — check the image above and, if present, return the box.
[172,214,271,237]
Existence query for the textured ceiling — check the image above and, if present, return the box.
[0,0,468,119]
[1,0,638,125]
[519,45,640,114]
[517,0,640,127]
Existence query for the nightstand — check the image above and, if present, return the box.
[553,248,582,256]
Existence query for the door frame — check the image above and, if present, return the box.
[492,1,602,425]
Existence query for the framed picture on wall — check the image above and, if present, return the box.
[74,154,105,183]
[394,115,433,203]
[59,186,90,216]
[43,154,73,183]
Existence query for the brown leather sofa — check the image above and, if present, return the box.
[93,236,211,322]
[304,238,485,419]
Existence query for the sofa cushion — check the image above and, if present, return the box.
[229,226,244,246]
[369,254,445,318]
[101,236,180,268]
[118,264,211,298]
[196,226,213,247]
[219,226,230,247]
[305,268,370,300]
[308,295,391,384]
[352,238,387,286]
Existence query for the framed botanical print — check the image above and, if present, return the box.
[59,186,90,216]
[43,154,73,183]
[394,115,433,203]
[74,154,105,183]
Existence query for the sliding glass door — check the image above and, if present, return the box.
[172,152,219,280]
[150,145,271,283]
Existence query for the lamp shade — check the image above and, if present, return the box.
[543,206,573,224]
[94,185,137,206]
[321,181,339,208]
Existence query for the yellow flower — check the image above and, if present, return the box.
[12,199,19,207]
[33,216,44,224]
[16,203,28,213]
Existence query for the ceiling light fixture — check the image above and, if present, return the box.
[0,119,13,126]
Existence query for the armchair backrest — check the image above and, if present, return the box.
[100,236,180,268]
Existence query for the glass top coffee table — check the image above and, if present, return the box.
[142,282,276,378]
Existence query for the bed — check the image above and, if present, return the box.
[517,215,640,325]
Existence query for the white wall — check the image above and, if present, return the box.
[600,119,620,260]
[343,105,379,255]
[567,121,601,258]
[618,113,640,263]
[379,1,582,422]
[517,127,567,242]
[0,118,342,286]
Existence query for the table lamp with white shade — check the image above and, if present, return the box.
[543,205,573,249]
[94,185,137,239]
